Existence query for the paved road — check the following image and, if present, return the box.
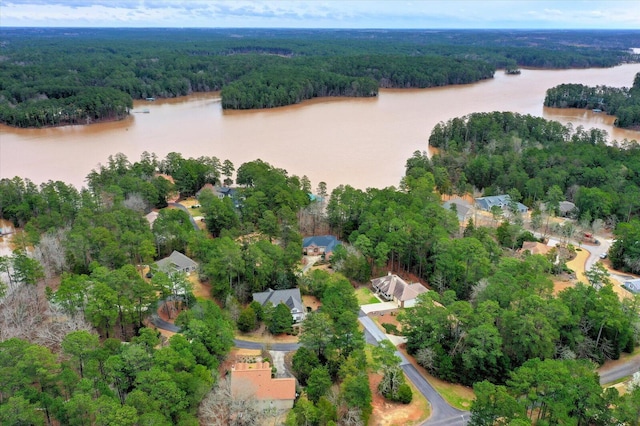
[150,313,182,332]
[301,255,321,274]
[401,364,469,426]
[151,306,469,423]
[233,339,300,352]
[358,310,469,426]
[599,353,640,385]
[148,308,301,351]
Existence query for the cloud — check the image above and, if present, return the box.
[1,0,639,28]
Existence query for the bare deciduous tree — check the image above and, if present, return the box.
[199,377,264,426]
[339,406,364,426]
[469,278,489,305]
[0,281,92,351]
[415,347,437,374]
[123,192,147,213]
[33,228,68,279]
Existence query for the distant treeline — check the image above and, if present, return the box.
[220,56,495,109]
[544,72,640,129]
[0,28,638,127]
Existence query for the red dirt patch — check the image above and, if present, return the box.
[373,310,403,332]
[369,372,427,426]
[302,295,322,312]
[191,276,213,301]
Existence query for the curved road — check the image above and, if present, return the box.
[148,309,300,351]
[168,202,200,231]
[150,298,636,425]
[149,304,468,424]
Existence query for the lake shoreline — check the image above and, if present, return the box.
[2,64,639,193]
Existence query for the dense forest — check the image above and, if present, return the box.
[545,72,640,129]
[1,28,639,126]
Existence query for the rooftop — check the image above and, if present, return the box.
[231,362,296,401]
[156,250,198,273]
[253,288,304,313]
[624,278,640,294]
[303,235,340,252]
[371,273,428,302]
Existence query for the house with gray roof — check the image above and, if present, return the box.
[442,197,473,223]
[559,201,577,217]
[475,194,528,214]
[623,278,640,294]
[156,251,198,275]
[303,235,341,258]
[253,288,306,323]
[371,273,429,308]
[197,184,241,208]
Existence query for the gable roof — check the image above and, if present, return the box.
[197,183,236,197]
[156,250,198,273]
[624,278,640,294]
[253,288,304,313]
[559,201,576,214]
[371,274,428,302]
[519,241,552,256]
[475,195,528,213]
[231,362,295,401]
[302,235,340,252]
[443,197,473,222]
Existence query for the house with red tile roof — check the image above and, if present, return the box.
[230,362,296,410]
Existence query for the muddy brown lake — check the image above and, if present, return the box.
[1,64,639,192]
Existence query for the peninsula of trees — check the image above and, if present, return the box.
[545,72,640,129]
[427,111,640,224]
[1,28,639,127]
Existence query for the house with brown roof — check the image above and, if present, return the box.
[519,241,552,256]
[371,273,429,308]
[230,362,296,410]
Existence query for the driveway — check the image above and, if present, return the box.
[301,255,321,274]
[360,301,398,314]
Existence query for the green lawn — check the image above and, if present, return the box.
[355,287,380,305]
[187,206,202,216]
[425,376,475,410]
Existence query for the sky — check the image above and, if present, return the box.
[1,0,639,29]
